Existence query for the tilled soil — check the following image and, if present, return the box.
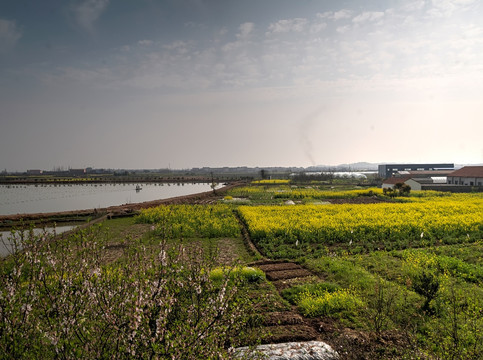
[328,196,391,204]
[250,260,319,344]
[257,263,313,282]
[248,259,411,359]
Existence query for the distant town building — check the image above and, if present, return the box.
[378,163,454,178]
[404,178,436,191]
[382,166,483,192]
[447,166,483,186]
[68,168,86,176]
[27,169,43,175]
[381,176,411,189]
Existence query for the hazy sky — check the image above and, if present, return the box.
[1,0,482,171]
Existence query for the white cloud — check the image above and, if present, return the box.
[237,22,255,39]
[401,1,426,12]
[333,10,353,20]
[336,25,351,34]
[316,11,332,19]
[0,18,22,49]
[163,41,189,53]
[352,11,385,23]
[138,40,153,46]
[310,22,327,33]
[73,0,109,32]
[317,10,353,22]
[267,18,308,34]
[237,22,254,39]
[427,0,475,18]
[37,0,483,100]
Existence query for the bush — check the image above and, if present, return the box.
[412,270,440,313]
[297,288,363,317]
[210,266,265,284]
[0,227,259,359]
[281,282,340,305]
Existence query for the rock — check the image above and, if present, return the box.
[284,200,296,205]
[235,341,339,360]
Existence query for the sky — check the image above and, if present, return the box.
[1,0,482,171]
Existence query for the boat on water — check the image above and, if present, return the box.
[135,185,142,191]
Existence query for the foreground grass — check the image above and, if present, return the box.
[2,187,482,359]
[0,217,267,359]
[236,187,483,359]
[102,216,255,265]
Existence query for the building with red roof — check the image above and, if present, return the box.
[447,166,483,186]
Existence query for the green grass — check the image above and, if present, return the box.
[40,188,483,358]
[296,288,364,318]
[209,266,265,283]
[281,282,340,305]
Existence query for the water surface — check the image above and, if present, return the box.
[0,225,75,257]
[0,182,217,215]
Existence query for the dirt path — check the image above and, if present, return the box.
[247,260,408,359]
[244,253,409,359]
[250,259,320,344]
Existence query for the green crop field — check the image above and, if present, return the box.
[2,185,482,359]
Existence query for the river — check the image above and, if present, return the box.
[0,182,218,216]
[1,225,76,257]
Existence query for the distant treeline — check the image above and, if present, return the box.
[290,173,335,183]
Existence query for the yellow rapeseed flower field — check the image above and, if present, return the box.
[238,194,482,249]
[137,204,240,238]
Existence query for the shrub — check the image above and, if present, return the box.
[281,282,340,305]
[427,283,483,359]
[412,270,440,313]
[210,266,265,284]
[240,267,265,283]
[0,228,259,359]
[296,288,363,317]
[365,278,398,335]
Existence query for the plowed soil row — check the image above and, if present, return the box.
[249,260,319,344]
[240,224,410,359]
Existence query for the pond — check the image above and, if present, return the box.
[0,225,76,257]
[0,182,219,216]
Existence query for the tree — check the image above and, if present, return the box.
[412,270,440,313]
[260,169,268,180]
[210,172,217,194]
[394,182,411,196]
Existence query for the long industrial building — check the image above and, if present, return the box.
[378,163,454,178]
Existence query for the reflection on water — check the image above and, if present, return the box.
[0,225,75,257]
[0,182,218,216]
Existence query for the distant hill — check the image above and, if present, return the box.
[307,162,379,172]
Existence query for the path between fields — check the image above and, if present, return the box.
[238,216,408,360]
